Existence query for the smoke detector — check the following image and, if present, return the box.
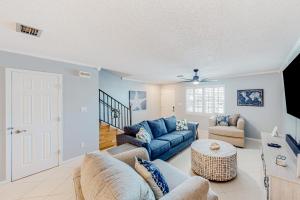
[16,23,42,37]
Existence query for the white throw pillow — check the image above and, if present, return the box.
[176,119,188,131]
[136,127,152,143]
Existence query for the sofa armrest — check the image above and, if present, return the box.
[187,122,199,139]
[113,147,150,168]
[160,176,209,200]
[237,118,245,130]
[209,116,217,127]
[116,134,151,158]
[73,167,85,200]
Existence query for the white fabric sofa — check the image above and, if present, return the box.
[73,148,218,200]
[208,115,245,147]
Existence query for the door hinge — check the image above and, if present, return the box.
[57,117,61,122]
[58,149,61,155]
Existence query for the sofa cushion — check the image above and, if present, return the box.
[124,121,154,139]
[157,133,183,147]
[171,130,194,141]
[148,119,168,138]
[135,157,169,199]
[163,116,177,132]
[152,159,188,191]
[124,123,141,137]
[149,139,171,158]
[208,126,244,138]
[229,114,240,126]
[208,189,219,200]
[80,153,155,200]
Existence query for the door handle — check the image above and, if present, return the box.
[15,130,27,134]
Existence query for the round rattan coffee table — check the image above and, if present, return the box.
[191,139,237,181]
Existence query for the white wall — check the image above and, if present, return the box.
[0,51,99,181]
[162,73,283,139]
[99,69,161,124]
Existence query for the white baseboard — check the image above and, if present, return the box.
[61,149,100,165]
[246,137,261,143]
[61,155,84,165]
[0,179,9,185]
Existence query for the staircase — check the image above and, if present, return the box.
[99,89,132,150]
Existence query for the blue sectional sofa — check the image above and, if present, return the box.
[116,116,199,161]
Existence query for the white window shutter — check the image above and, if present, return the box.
[186,86,225,114]
[186,88,194,112]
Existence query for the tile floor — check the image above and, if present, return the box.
[168,139,265,200]
[0,133,265,200]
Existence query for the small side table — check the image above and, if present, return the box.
[191,139,237,181]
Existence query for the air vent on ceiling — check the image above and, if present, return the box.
[16,23,42,37]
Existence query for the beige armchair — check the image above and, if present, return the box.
[73,148,218,200]
[208,115,245,147]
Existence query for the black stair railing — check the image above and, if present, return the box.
[99,89,132,130]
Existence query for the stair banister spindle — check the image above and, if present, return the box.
[117,102,120,128]
[110,96,113,125]
[106,94,109,124]
[122,105,124,129]
[126,107,129,125]
[99,89,132,130]
[100,91,102,121]
[114,100,116,127]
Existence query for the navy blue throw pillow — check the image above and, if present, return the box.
[136,157,169,196]
[163,116,177,132]
[147,119,168,138]
[124,124,141,137]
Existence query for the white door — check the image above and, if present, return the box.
[10,70,62,181]
[161,88,175,117]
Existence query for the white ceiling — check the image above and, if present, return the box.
[0,0,300,84]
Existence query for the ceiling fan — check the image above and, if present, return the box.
[177,69,217,85]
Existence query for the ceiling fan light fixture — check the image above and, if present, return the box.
[193,80,200,85]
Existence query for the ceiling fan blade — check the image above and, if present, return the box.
[179,78,193,81]
[178,80,193,83]
[200,78,218,82]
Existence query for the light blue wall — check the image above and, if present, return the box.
[223,73,284,139]
[99,69,161,124]
[162,73,284,139]
[0,51,99,181]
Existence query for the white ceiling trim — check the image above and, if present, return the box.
[120,69,281,85]
[215,70,281,80]
[0,48,101,71]
[280,37,300,72]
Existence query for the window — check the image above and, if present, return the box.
[186,86,224,114]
